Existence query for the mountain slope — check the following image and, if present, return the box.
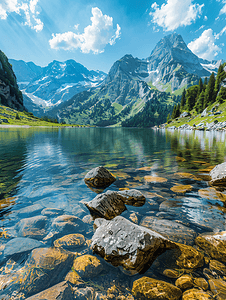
[0,51,25,111]
[10,59,106,112]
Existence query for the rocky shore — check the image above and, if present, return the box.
[1,165,226,299]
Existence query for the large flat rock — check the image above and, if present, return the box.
[91,216,175,273]
[210,162,226,186]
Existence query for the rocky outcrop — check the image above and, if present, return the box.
[209,162,226,186]
[0,50,25,111]
[84,166,116,189]
[91,216,175,273]
[132,277,182,300]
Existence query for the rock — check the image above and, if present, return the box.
[182,288,213,299]
[140,216,196,245]
[176,243,204,269]
[144,176,168,183]
[85,190,126,220]
[54,234,86,251]
[91,216,175,273]
[118,189,146,206]
[41,208,64,217]
[20,247,74,296]
[210,162,226,186]
[25,281,74,300]
[175,275,194,289]
[4,237,42,257]
[18,203,44,217]
[174,172,200,181]
[195,232,226,263]
[132,277,182,300]
[129,212,139,224]
[15,215,48,239]
[203,268,218,280]
[73,287,95,300]
[65,270,83,285]
[170,185,192,194]
[209,260,226,276]
[82,215,94,224]
[179,111,191,118]
[84,166,116,189]
[72,254,103,278]
[194,278,209,290]
[162,269,181,279]
[209,279,226,299]
[44,215,86,241]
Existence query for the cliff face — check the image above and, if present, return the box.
[0,51,25,111]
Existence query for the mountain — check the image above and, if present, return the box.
[0,51,25,111]
[48,33,225,126]
[10,59,106,115]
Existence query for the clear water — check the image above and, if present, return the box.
[0,127,226,296]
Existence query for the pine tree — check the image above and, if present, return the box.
[214,64,226,94]
[194,90,205,113]
[185,85,199,111]
[204,72,215,108]
[198,78,203,95]
[216,86,226,104]
[180,89,186,108]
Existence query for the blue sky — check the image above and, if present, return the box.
[1,0,226,73]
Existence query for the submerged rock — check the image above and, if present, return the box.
[132,277,182,300]
[140,216,196,245]
[44,215,86,241]
[209,279,226,299]
[193,278,209,290]
[91,216,175,273]
[4,237,42,257]
[84,166,116,189]
[210,162,226,186]
[25,281,74,300]
[85,190,126,220]
[20,247,74,296]
[73,287,96,300]
[195,232,226,263]
[182,288,213,299]
[118,189,146,206]
[54,234,86,251]
[175,275,193,289]
[72,254,103,278]
[15,215,48,239]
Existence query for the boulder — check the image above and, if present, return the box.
[73,287,95,300]
[182,288,213,299]
[85,190,126,220]
[20,247,74,296]
[201,108,208,117]
[44,215,86,241]
[118,189,146,206]
[175,275,193,289]
[54,234,86,251]
[132,277,182,300]
[84,166,116,189]
[210,162,226,186]
[209,279,226,299]
[91,216,175,273]
[72,254,104,278]
[193,278,208,290]
[4,237,42,257]
[195,232,226,263]
[25,281,74,300]
[140,216,196,245]
[179,111,190,118]
[15,215,48,239]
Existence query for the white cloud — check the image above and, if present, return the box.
[150,0,204,31]
[0,0,43,32]
[49,7,121,54]
[220,4,226,15]
[188,29,221,60]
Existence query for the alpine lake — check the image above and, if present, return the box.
[1,127,226,299]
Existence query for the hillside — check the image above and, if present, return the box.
[0,51,25,111]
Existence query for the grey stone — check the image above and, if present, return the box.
[25,281,74,300]
[118,189,146,206]
[74,287,95,300]
[15,215,48,239]
[84,166,116,189]
[4,237,42,257]
[179,111,190,118]
[210,162,226,186]
[201,108,208,117]
[91,216,175,272]
[41,208,64,217]
[140,216,196,245]
[85,190,126,220]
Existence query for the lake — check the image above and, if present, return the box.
[0,127,226,298]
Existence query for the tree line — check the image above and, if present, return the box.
[169,63,226,120]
